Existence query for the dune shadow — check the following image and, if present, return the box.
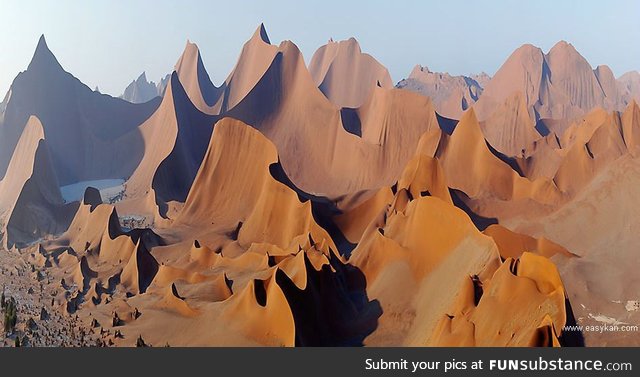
[485,140,526,177]
[267,160,380,345]
[535,119,551,137]
[268,161,357,256]
[0,51,160,184]
[340,108,362,137]
[449,189,498,231]
[275,250,381,346]
[226,52,283,127]
[196,52,224,107]
[559,297,585,347]
[152,72,219,206]
[436,112,458,135]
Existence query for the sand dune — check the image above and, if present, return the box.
[618,71,640,106]
[455,101,640,346]
[514,102,638,196]
[0,116,76,248]
[120,72,218,222]
[166,26,440,208]
[216,24,279,112]
[511,153,640,346]
[308,37,393,108]
[483,224,575,260]
[225,30,439,205]
[173,40,225,114]
[34,120,378,346]
[473,41,633,156]
[175,118,335,254]
[436,108,562,206]
[349,177,566,346]
[123,26,439,216]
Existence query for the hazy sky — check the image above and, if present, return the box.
[0,0,638,97]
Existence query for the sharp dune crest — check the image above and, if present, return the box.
[309,37,393,108]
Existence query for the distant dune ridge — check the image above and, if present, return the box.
[475,41,638,156]
[396,65,485,119]
[400,42,640,157]
[119,72,169,104]
[0,25,638,347]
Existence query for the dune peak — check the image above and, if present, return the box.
[547,40,583,60]
[37,34,47,49]
[28,34,62,72]
[550,39,574,50]
[512,43,544,57]
[137,71,148,82]
[619,70,640,80]
[252,23,271,44]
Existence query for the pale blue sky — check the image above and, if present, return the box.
[0,0,638,96]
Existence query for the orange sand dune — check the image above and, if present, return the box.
[328,127,571,346]
[483,224,576,260]
[514,103,637,196]
[308,37,393,108]
[436,108,562,206]
[12,99,573,348]
[167,26,440,209]
[120,26,439,221]
[473,42,633,156]
[34,119,378,346]
[174,118,335,255]
[350,195,567,346]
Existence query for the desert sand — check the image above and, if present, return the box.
[1,25,638,347]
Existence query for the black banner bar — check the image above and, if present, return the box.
[0,348,636,376]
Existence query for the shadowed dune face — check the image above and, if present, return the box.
[0,36,160,186]
[0,116,77,248]
[174,40,225,113]
[120,26,439,220]
[2,27,639,347]
[151,73,218,204]
[164,26,441,209]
